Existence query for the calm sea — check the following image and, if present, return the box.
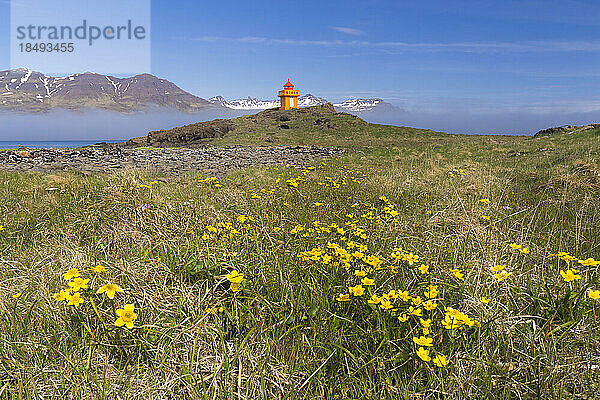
[0,140,123,149]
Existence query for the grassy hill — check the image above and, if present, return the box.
[126,103,443,148]
[1,114,599,398]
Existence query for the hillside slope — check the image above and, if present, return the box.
[123,103,439,147]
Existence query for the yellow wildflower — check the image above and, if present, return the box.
[480,297,491,304]
[226,270,244,284]
[96,283,124,299]
[412,336,433,347]
[418,264,429,274]
[367,294,381,304]
[560,269,581,282]
[115,304,137,329]
[354,270,367,277]
[479,198,490,204]
[443,315,461,330]
[412,296,422,306]
[349,285,365,297]
[336,293,351,302]
[424,285,439,299]
[589,289,600,299]
[424,300,437,310]
[450,268,464,280]
[63,268,80,280]
[379,300,393,310]
[68,278,90,292]
[579,258,600,267]
[408,306,423,317]
[53,290,69,302]
[405,253,419,265]
[12,292,22,299]
[491,264,506,272]
[416,347,431,362]
[67,292,84,307]
[91,265,107,273]
[494,271,512,282]
[433,354,449,367]
[561,254,577,264]
[361,277,375,286]
[398,290,411,301]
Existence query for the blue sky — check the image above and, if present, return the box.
[1,0,600,134]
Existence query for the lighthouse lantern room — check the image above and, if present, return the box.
[278,79,299,110]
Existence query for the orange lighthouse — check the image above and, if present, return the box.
[278,79,299,110]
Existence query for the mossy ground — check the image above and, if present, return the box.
[0,125,599,399]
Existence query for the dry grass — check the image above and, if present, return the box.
[0,128,599,399]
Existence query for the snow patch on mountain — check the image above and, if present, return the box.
[209,96,279,110]
[333,98,384,112]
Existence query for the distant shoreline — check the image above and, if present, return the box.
[0,140,124,150]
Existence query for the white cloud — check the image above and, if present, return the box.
[189,35,600,54]
[332,26,364,36]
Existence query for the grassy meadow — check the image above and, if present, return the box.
[1,125,600,399]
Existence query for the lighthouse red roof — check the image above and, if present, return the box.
[284,79,294,88]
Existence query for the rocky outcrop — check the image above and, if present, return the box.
[0,146,343,175]
[534,123,600,137]
[126,119,235,147]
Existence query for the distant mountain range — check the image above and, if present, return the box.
[0,69,404,116]
[207,94,396,113]
[0,69,213,113]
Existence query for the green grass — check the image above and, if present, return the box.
[0,127,599,399]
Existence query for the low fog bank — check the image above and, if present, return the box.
[362,109,600,135]
[1,108,599,141]
[0,108,249,142]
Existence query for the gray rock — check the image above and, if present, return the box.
[0,146,344,176]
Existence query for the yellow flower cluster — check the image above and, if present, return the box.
[192,160,598,373]
[136,180,158,189]
[510,242,530,254]
[52,265,137,329]
[294,195,490,367]
[548,252,599,294]
[199,176,223,188]
[448,169,466,178]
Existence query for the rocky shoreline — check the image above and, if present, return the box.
[0,145,343,175]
